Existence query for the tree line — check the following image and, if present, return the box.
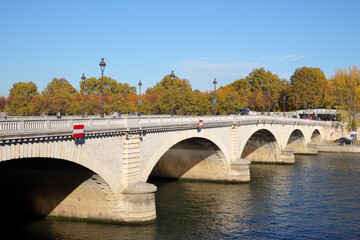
[1,66,359,127]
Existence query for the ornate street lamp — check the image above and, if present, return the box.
[181,87,184,116]
[138,80,142,117]
[170,71,175,116]
[213,78,217,115]
[211,92,214,115]
[99,58,106,118]
[81,73,86,118]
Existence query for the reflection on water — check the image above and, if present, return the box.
[4,153,360,239]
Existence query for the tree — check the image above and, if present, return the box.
[5,82,39,115]
[193,90,211,115]
[0,96,6,111]
[42,78,77,115]
[290,67,328,110]
[331,66,360,131]
[81,77,119,95]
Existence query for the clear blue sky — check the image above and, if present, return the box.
[0,0,359,96]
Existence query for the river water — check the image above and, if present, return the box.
[6,153,360,239]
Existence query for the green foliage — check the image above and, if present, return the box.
[5,82,39,115]
[290,67,328,109]
[41,78,77,115]
[331,66,360,130]
[85,97,101,115]
[0,96,6,111]
[3,65,359,119]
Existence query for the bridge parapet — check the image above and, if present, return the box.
[0,115,326,133]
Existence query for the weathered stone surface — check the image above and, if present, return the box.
[1,115,341,223]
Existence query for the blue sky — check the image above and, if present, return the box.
[0,0,359,96]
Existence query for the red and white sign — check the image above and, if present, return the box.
[199,119,203,129]
[73,124,84,138]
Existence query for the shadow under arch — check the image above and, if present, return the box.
[146,136,229,182]
[311,129,322,143]
[0,157,117,225]
[241,129,281,163]
[286,129,306,154]
[0,142,119,196]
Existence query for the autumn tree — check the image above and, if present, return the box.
[0,96,7,111]
[226,68,285,112]
[331,66,360,131]
[5,81,39,115]
[42,78,77,115]
[290,67,329,110]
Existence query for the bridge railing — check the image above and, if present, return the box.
[0,115,331,136]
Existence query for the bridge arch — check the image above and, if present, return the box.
[311,129,322,143]
[286,129,307,154]
[142,130,230,182]
[0,142,122,222]
[240,127,281,163]
[0,141,118,196]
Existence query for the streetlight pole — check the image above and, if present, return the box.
[211,93,214,115]
[283,95,286,117]
[138,80,142,117]
[213,78,217,115]
[99,58,106,118]
[81,73,86,118]
[181,87,184,116]
[170,71,175,116]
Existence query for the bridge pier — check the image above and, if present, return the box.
[120,182,157,223]
[280,147,295,164]
[229,158,250,182]
[306,143,318,154]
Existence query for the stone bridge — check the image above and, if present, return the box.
[0,115,337,223]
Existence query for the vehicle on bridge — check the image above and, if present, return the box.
[238,108,251,115]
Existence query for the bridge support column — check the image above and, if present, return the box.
[229,158,250,182]
[120,134,158,223]
[120,182,157,223]
[279,147,295,164]
[306,143,318,154]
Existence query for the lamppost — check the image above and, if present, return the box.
[181,87,184,116]
[211,92,214,115]
[245,85,248,108]
[170,71,175,116]
[99,58,106,118]
[283,95,286,117]
[268,91,271,116]
[138,80,142,117]
[81,73,86,118]
[213,78,217,115]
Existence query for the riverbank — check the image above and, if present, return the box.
[318,142,360,153]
